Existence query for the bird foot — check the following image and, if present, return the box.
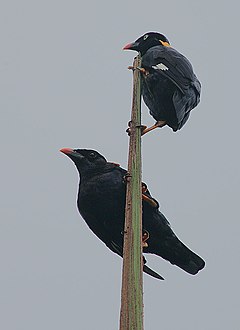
[142,194,159,208]
[127,66,149,75]
[126,121,132,135]
[141,182,148,193]
[126,122,147,136]
[137,67,149,75]
[142,231,149,248]
[123,173,132,183]
[142,183,159,208]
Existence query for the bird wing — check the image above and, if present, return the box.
[144,209,205,275]
[142,45,200,93]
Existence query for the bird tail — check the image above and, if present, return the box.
[143,264,164,280]
[176,246,205,275]
[154,238,205,275]
[110,241,165,280]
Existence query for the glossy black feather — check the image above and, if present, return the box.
[124,32,201,131]
[61,148,205,279]
[142,45,201,131]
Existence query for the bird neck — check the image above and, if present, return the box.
[140,40,163,56]
[79,162,119,182]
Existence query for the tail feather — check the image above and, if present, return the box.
[167,241,205,275]
[153,238,205,275]
[177,249,205,275]
[143,264,164,280]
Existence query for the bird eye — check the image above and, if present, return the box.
[143,34,149,40]
[89,152,96,159]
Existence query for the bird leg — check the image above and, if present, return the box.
[137,67,149,75]
[142,183,159,208]
[141,120,167,135]
[142,230,149,248]
[128,66,149,76]
[142,194,159,208]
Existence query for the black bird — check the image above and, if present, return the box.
[60,148,205,279]
[123,32,201,134]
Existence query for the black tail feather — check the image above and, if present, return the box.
[143,265,164,280]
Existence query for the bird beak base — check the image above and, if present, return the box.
[123,41,139,51]
[60,148,84,162]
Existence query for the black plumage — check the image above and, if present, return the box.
[123,32,201,133]
[60,148,205,280]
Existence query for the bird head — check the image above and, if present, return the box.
[123,32,170,55]
[60,148,108,177]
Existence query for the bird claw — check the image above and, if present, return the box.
[126,124,147,136]
[137,67,149,75]
[126,127,131,135]
[127,66,149,75]
[142,194,159,208]
[123,173,132,183]
[141,182,148,193]
[126,120,132,135]
[142,230,149,248]
[142,182,159,208]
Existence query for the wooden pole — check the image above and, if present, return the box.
[119,55,143,330]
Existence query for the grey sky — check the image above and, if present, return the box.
[0,1,239,329]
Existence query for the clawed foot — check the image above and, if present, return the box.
[141,182,148,194]
[126,120,132,135]
[127,66,149,75]
[126,121,147,136]
[123,172,132,183]
[142,230,149,248]
[126,120,166,136]
[142,183,159,208]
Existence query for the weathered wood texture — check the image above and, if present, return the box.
[119,55,143,330]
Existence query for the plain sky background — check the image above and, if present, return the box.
[0,1,239,329]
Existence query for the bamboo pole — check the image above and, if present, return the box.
[119,55,143,330]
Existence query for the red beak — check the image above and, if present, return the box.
[123,43,133,50]
[60,148,74,155]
